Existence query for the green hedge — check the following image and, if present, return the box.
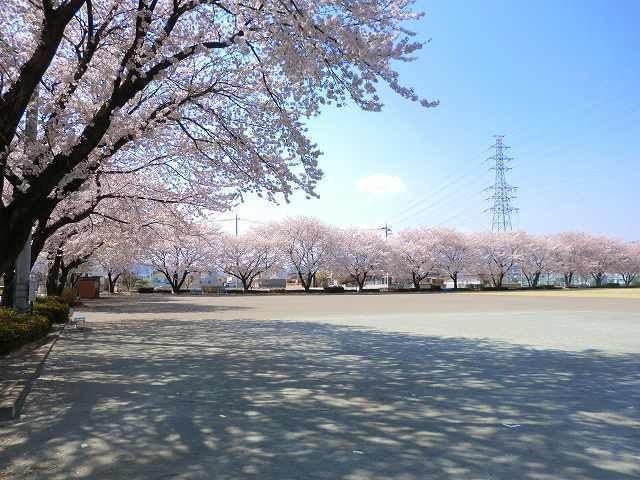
[33,297,70,324]
[0,308,51,355]
[323,286,345,293]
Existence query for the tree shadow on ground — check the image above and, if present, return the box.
[77,295,253,315]
[1,318,639,480]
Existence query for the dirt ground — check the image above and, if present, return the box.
[1,291,639,479]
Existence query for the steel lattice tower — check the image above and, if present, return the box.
[485,135,518,231]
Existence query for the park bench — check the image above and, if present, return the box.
[69,315,86,330]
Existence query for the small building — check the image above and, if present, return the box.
[78,276,101,299]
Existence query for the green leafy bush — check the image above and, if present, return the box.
[0,308,51,355]
[60,288,78,306]
[46,295,69,306]
[33,297,70,324]
[323,286,345,293]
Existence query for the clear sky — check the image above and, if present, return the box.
[223,0,640,240]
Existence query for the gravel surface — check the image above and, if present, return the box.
[1,292,639,479]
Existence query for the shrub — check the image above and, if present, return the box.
[45,295,68,305]
[33,297,70,324]
[60,288,78,306]
[138,287,155,293]
[0,308,51,355]
[323,286,345,293]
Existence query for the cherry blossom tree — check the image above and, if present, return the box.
[93,237,139,294]
[471,231,523,289]
[0,0,86,160]
[432,228,471,290]
[273,217,336,292]
[138,222,218,294]
[0,0,436,280]
[551,232,590,287]
[615,242,640,287]
[41,221,105,295]
[391,227,438,289]
[27,170,226,268]
[582,234,622,287]
[216,229,280,292]
[332,228,389,292]
[518,233,554,287]
[119,270,142,292]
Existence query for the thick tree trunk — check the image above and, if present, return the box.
[162,270,188,294]
[0,204,38,278]
[564,272,573,287]
[451,273,458,290]
[598,273,604,287]
[1,270,16,307]
[160,270,177,294]
[532,271,541,288]
[46,251,63,295]
[176,272,188,293]
[412,273,420,290]
[30,199,75,268]
[107,272,122,294]
[31,228,48,269]
[298,271,310,292]
[57,265,73,296]
[591,273,604,287]
[355,273,367,293]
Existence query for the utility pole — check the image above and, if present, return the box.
[235,214,238,237]
[379,222,392,287]
[485,135,518,231]
[380,222,392,239]
[13,88,38,312]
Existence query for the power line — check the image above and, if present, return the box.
[389,147,492,227]
[210,214,264,236]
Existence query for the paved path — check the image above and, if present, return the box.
[1,293,639,479]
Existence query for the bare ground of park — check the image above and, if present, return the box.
[1,290,639,479]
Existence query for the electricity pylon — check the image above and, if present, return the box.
[485,135,518,231]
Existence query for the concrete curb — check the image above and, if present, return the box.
[0,326,65,421]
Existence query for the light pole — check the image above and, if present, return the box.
[13,88,38,313]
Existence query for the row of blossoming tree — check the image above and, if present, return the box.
[0,0,437,288]
[59,216,640,294]
[0,0,436,304]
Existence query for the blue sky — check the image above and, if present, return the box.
[227,0,640,240]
